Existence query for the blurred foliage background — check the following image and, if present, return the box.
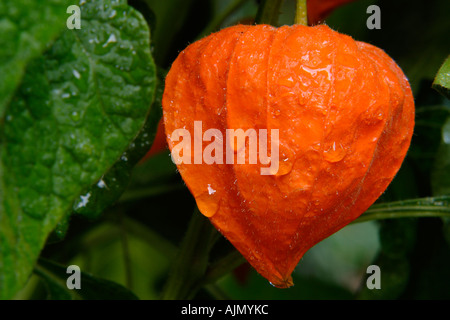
[10,0,450,300]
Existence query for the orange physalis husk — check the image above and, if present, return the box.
[162,24,415,288]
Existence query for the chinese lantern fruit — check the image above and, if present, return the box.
[162,24,415,288]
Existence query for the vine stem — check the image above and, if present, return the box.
[118,211,133,291]
[352,196,450,224]
[295,0,308,25]
[161,208,218,300]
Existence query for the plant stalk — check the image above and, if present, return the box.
[352,195,450,224]
[161,208,218,300]
[295,0,308,25]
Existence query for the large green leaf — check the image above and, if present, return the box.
[0,0,74,117]
[72,69,164,220]
[0,0,156,299]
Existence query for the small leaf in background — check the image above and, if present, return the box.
[357,218,417,300]
[433,56,450,100]
[0,0,74,116]
[0,0,156,299]
[34,258,138,300]
[295,221,380,294]
[46,220,173,300]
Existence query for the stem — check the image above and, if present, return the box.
[204,284,231,300]
[295,0,308,25]
[203,249,246,285]
[119,212,133,290]
[161,208,218,300]
[352,195,450,224]
[255,0,284,25]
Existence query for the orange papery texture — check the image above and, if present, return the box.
[162,24,415,288]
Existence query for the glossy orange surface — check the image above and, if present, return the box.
[162,24,415,288]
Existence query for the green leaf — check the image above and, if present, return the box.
[72,69,164,219]
[35,258,138,300]
[0,0,156,299]
[433,56,450,100]
[0,0,74,117]
[63,218,174,299]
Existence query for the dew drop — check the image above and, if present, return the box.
[108,9,117,18]
[73,69,81,79]
[196,188,220,217]
[272,143,294,176]
[74,193,91,210]
[323,141,346,163]
[301,65,332,81]
[103,34,117,47]
[71,111,80,122]
[89,37,99,44]
[278,76,295,88]
[207,184,216,195]
[97,179,107,189]
[377,112,384,120]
